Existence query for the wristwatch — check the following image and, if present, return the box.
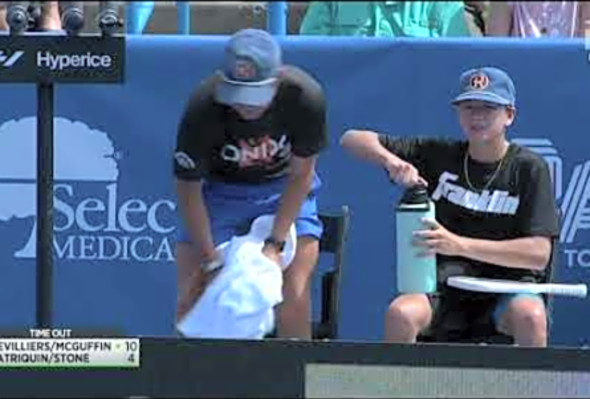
[201,257,223,273]
[264,236,286,252]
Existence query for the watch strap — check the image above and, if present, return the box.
[264,236,286,252]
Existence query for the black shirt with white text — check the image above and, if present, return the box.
[379,135,560,284]
[173,66,327,184]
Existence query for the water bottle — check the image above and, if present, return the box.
[395,185,437,293]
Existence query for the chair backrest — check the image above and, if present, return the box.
[544,206,561,284]
[314,205,350,339]
[545,206,563,339]
[319,206,350,254]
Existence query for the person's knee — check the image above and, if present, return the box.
[293,235,320,266]
[498,296,547,338]
[385,294,432,334]
[277,236,319,338]
[282,236,319,299]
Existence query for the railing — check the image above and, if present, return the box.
[125,1,288,35]
[125,1,155,34]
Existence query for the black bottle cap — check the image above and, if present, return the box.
[399,185,429,205]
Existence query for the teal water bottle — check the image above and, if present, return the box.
[395,186,437,293]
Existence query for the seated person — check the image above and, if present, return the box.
[487,1,590,38]
[299,1,472,37]
[0,1,62,32]
[464,1,487,36]
[340,67,559,347]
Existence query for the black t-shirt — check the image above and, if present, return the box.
[379,135,560,284]
[173,65,328,184]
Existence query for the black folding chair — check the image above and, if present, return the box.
[265,205,350,340]
[313,205,350,340]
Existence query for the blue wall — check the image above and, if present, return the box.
[0,36,588,346]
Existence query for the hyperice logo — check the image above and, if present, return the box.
[512,138,590,268]
[0,117,176,263]
[0,49,114,70]
[36,51,113,71]
[0,50,24,67]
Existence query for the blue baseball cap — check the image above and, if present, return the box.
[452,67,516,107]
[215,29,282,107]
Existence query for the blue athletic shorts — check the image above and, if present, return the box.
[421,288,547,342]
[176,173,323,246]
[492,293,545,326]
[417,257,551,341]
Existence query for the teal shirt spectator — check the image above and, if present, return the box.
[299,1,472,37]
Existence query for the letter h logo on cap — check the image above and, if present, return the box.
[469,73,490,90]
[233,58,257,81]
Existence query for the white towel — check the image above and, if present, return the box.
[176,214,297,339]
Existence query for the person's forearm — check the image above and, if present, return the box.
[41,1,62,30]
[270,170,314,242]
[340,129,398,167]
[458,236,551,271]
[175,180,216,259]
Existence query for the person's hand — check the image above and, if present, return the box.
[384,158,428,187]
[176,252,223,322]
[412,218,465,257]
[262,243,283,267]
[176,266,222,322]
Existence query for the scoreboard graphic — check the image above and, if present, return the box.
[0,329,139,368]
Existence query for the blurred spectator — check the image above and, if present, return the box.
[0,1,62,32]
[487,1,590,37]
[464,1,488,36]
[299,1,472,37]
